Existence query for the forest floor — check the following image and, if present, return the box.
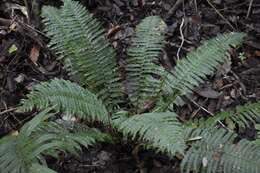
[0,0,260,172]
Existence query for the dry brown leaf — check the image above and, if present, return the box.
[255,50,260,57]
[107,25,121,38]
[30,45,40,65]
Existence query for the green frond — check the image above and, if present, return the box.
[253,124,260,146]
[117,112,186,156]
[0,108,109,173]
[0,108,55,173]
[32,122,110,158]
[19,78,109,123]
[126,16,167,109]
[188,101,260,129]
[181,128,260,173]
[41,0,123,109]
[159,32,245,110]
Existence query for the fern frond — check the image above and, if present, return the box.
[41,0,123,108]
[252,124,260,146]
[126,16,166,109]
[19,78,109,123]
[189,101,260,129]
[0,108,54,173]
[181,128,260,173]
[159,32,245,110]
[0,108,109,173]
[117,112,186,156]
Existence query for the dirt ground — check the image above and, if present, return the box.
[0,0,260,172]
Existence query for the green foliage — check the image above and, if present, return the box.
[117,112,186,156]
[182,128,260,173]
[5,0,260,172]
[160,32,245,110]
[253,124,260,146]
[126,16,166,109]
[0,108,109,173]
[41,0,123,109]
[19,78,109,123]
[188,101,260,129]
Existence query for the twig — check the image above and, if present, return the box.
[194,0,198,13]
[177,18,185,61]
[190,99,232,131]
[18,21,47,37]
[0,107,17,115]
[191,98,208,118]
[0,18,11,26]
[246,0,254,19]
[167,0,185,19]
[206,0,235,30]
[23,0,31,24]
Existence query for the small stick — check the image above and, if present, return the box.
[246,0,254,19]
[190,99,232,131]
[0,18,11,26]
[0,107,17,115]
[206,0,235,30]
[194,0,198,13]
[167,0,185,19]
[23,0,31,24]
[177,18,185,61]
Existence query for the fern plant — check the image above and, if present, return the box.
[1,0,260,172]
[187,102,260,129]
[42,0,123,109]
[158,32,245,110]
[182,128,260,173]
[0,107,108,173]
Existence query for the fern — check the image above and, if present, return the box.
[41,0,123,109]
[117,112,186,156]
[19,78,109,123]
[126,16,166,109]
[182,128,260,173]
[0,108,109,173]
[188,101,260,129]
[7,0,259,172]
[253,123,260,146]
[159,32,245,110]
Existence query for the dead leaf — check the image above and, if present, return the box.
[196,87,222,99]
[214,79,224,89]
[30,45,40,65]
[9,22,17,32]
[255,50,260,57]
[107,25,121,38]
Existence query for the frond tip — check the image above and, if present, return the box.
[42,0,123,109]
[160,32,245,109]
[0,108,109,173]
[189,101,260,129]
[117,112,186,156]
[181,128,260,173]
[126,16,167,109]
[19,78,109,123]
